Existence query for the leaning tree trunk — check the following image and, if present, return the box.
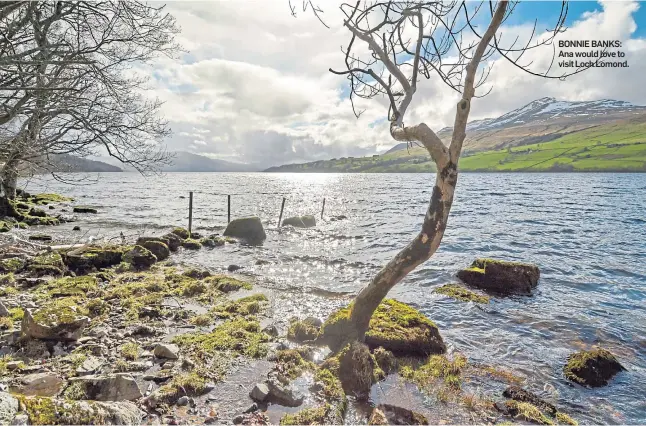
[348,126,459,340]
[343,1,509,341]
[0,159,19,200]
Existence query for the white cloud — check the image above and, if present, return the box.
[146,0,646,168]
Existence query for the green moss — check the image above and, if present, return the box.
[63,382,88,400]
[120,342,141,360]
[155,371,208,403]
[204,275,252,292]
[178,280,207,297]
[173,317,269,359]
[190,314,212,326]
[402,354,467,390]
[32,297,89,326]
[276,349,315,380]
[315,368,345,401]
[209,294,268,319]
[505,400,554,425]
[17,395,59,425]
[555,412,578,425]
[0,257,26,273]
[182,238,202,250]
[373,347,397,374]
[0,273,16,287]
[172,227,190,239]
[44,276,99,298]
[9,307,24,321]
[0,316,13,330]
[31,193,73,204]
[434,284,490,303]
[287,317,320,342]
[31,251,65,268]
[280,405,329,425]
[18,395,107,425]
[85,299,110,318]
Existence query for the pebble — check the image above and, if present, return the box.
[176,396,189,406]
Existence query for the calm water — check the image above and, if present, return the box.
[22,172,646,423]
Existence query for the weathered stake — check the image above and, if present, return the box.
[321,198,326,219]
[227,194,231,223]
[188,191,193,237]
[278,197,286,227]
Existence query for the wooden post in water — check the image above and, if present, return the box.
[188,191,193,237]
[227,194,231,223]
[321,198,326,219]
[278,197,286,227]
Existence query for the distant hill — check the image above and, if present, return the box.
[45,154,122,173]
[265,97,646,173]
[161,151,258,172]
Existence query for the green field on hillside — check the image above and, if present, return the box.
[265,122,646,173]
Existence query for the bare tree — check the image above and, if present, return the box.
[0,1,180,200]
[298,0,587,344]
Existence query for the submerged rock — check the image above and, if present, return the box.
[368,404,429,425]
[282,215,316,228]
[69,374,142,401]
[21,300,89,341]
[457,258,540,295]
[320,299,445,355]
[223,217,266,244]
[434,283,489,303]
[10,373,64,397]
[266,378,304,407]
[563,347,625,387]
[73,206,98,214]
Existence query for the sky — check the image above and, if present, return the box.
[147,0,646,168]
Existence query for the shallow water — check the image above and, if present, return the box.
[21,172,646,423]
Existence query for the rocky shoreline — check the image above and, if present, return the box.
[0,193,627,425]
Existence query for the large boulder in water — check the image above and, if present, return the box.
[457,258,540,295]
[282,215,316,228]
[320,299,445,356]
[223,217,266,243]
[563,347,625,387]
[22,299,89,341]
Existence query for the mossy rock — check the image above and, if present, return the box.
[496,400,554,425]
[280,404,339,425]
[503,386,556,417]
[373,347,397,374]
[0,257,26,273]
[63,245,130,273]
[135,239,169,261]
[22,298,90,341]
[204,275,252,293]
[434,283,489,303]
[31,193,73,204]
[200,236,226,248]
[563,348,625,387]
[320,299,446,356]
[44,276,99,298]
[161,233,183,251]
[27,251,66,277]
[337,342,375,399]
[181,239,202,250]
[171,227,190,240]
[287,317,321,342]
[223,216,266,244]
[457,258,540,295]
[17,395,144,425]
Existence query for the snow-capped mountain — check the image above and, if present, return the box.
[464,97,645,132]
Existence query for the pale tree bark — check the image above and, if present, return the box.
[347,1,509,340]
